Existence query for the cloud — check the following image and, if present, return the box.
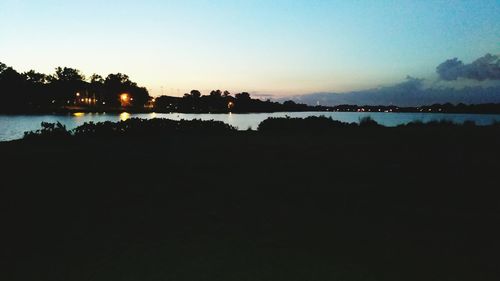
[400,75,425,90]
[437,53,500,81]
[285,76,500,107]
[283,53,500,106]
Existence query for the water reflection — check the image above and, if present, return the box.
[2,111,500,142]
[120,112,131,121]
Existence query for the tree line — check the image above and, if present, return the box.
[153,90,309,113]
[0,62,310,113]
[3,61,500,114]
[0,62,150,112]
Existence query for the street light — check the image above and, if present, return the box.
[120,93,131,107]
[120,93,129,102]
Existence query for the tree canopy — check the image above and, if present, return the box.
[0,62,151,111]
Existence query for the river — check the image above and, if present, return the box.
[1,111,500,141]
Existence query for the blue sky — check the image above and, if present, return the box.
[1,0,499,96]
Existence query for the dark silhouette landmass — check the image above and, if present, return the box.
[0,62,311,114]
[2,62,500,114]
[153,92,500,114]
[19,116,500,140]
[2,117,499,280]
[153,90,312,113]
[0,62,150,112]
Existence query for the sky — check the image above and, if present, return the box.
[1,0,499,97]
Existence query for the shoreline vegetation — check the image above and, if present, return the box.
[20,116,500,140]
[2,62,500,115]
[3,116,500,280]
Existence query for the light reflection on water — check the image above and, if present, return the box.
[1,111,500,142]
[119,112,131,121]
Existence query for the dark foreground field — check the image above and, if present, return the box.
[2,121,500,280]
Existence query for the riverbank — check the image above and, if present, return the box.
[0,106,154,115]
[3,102,500,115]
[2,120,500,280]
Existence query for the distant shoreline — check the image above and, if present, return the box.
[2,104,500,116]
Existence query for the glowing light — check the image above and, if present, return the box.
[120,93,131,107]
[73,112,85,117]
[120,112,131,121]
[228,101,235,110]
[76,92,80,97]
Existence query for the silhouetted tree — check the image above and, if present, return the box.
[90,74,104,84]
[23,70,49,106]
[48,67,87,103]
[24,70,47,84]
[0,63,148,111]
[190,90,202,99]
[209,90,222,98]
[0,62,7,73]
[103,73,151,107]
[52,67,85,82]
[235,92,251,101]
[0,66,28,107]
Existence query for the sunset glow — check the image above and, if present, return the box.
[0,1,498,97]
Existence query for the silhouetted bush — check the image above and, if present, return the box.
[24,118,237,139]
[258,116,355,132]
[23,116,499,140]
[400,120,424,127]
[399,119,460,128]
[24,122,71,140]
[358,116,381,127]
[77,118,237,137]
[257,115,388,132]
[463,120,476,127]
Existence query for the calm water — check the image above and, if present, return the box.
[1,111,500,142]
